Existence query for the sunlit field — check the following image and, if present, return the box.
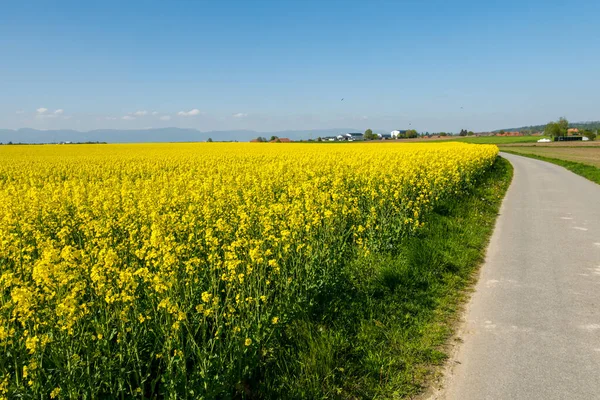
[500,146,600,167]
[451,136,547,144]
[0,143,498,398]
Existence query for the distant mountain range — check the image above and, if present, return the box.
[4,122,597,143]
[493,121,600,133]
[0,128,375,144]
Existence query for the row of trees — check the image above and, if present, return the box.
[363,129,478,139]
[401,129,419,139]
[363,129,419,140]
[498,121,600,134]
[252,136,283,142]
[545,117,597,140]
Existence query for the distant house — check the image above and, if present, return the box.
[346,132,363,141]
[391,130,407,139]
[567,128,579,135]
[269,137,292,143]
[377,133,392,140]
[336,133,363,141]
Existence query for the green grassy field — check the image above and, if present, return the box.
[501,148,600,185]
[260,156,513,398]
[499,146,600,168]
[450,136,548,144]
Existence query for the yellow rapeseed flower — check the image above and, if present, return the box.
[0,141,497,397]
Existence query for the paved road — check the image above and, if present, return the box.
[436,153,600,400]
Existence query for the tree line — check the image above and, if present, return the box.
[497,120,600,134]
[545,117,597,140]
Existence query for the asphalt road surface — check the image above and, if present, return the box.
[435,153,600,400]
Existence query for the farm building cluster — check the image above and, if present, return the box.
[322,130,407,142]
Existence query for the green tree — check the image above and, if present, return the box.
[270,135,279,142]
[405,129,418,138]
[467,131,474,136]
[459,129,467,137]
[207,137,213,142]
[558,117,569,133]
[545,123,561,138]
[363,129,374,140]
[545,117,569,138]
[581,129,597,141]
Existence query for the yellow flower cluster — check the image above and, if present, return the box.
[0,142,497,397]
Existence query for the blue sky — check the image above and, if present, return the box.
[1,0,599,133]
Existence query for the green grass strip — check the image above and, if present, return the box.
[501,150,600,185]
[257,156,513,399]
[449,136,547,144]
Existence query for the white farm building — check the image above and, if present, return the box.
[390,130,408,139]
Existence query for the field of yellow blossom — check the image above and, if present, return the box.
[0,142,498,398]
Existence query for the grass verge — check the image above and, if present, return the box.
[501,150,600,185]
[257,156,513,399]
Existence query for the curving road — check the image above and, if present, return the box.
[435,153,600,400]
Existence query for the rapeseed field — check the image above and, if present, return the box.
[0,142,497,398]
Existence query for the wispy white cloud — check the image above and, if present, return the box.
[233,112,248,118]
[152,111,159,116]
[105,116,118,120]
[133,110,148,116]
[177,108,201,117]
[122,115,136,120]
[34,108,66,119]
[159,115,172,121]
